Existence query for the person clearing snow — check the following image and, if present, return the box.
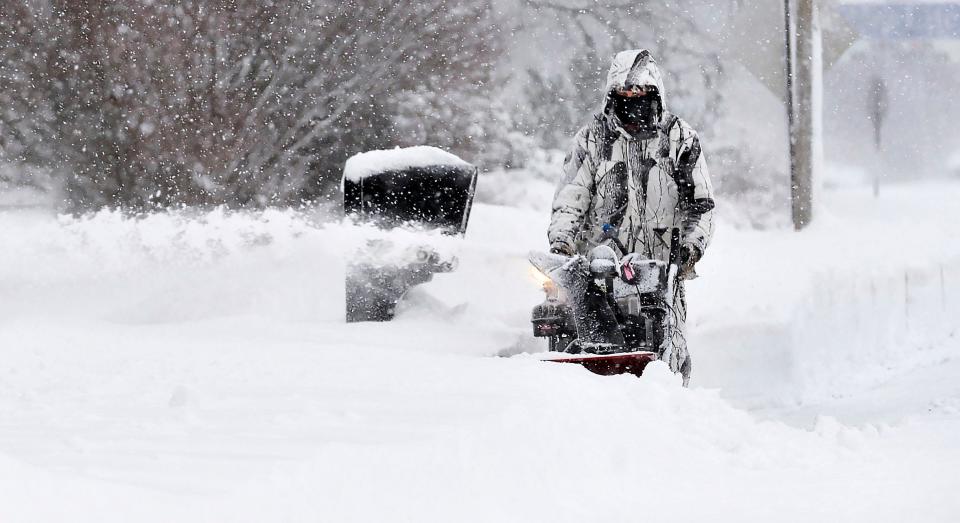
[535,49,715,385]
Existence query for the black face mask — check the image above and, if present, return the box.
[611,94,660,139]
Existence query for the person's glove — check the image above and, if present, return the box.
[549,241,575,256]
[677,244,702,280]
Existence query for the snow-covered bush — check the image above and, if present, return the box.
[0,0,512,210]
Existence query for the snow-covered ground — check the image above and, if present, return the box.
[2,178,959,522]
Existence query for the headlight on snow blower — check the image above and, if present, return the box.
[529,266,554,291]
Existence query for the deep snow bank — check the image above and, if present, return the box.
[689,181,960,407]
[2,180,959,404]
[1,179,959,521]
[3,180,959,405]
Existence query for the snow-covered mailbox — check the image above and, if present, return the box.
[342,146,478,322]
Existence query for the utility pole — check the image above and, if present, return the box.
[785,0,816,230]
[783,0,797,224]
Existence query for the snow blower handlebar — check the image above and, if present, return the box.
[602,224,682,269]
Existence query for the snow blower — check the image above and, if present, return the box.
[529,228,682,378]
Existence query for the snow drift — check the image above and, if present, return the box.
[1,177,959,521]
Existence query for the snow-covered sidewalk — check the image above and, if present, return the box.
[1,180,959,522]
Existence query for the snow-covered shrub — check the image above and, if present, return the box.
[0,0,511,210]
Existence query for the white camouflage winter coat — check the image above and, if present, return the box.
[548,49,715,265]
